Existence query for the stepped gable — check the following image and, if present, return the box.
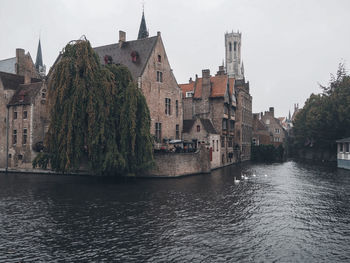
[94,36,158,81]
[0,71,41,90]
[8,81,42,106]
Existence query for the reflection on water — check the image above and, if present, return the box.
[0,161,350,262]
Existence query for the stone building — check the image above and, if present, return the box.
[260,107,286,146]
[234,78,252,161]
[7,80,49,168]
[179,66,237,166]
[94,11,183,146]
[225,31,244,79]
[182,118,221,168]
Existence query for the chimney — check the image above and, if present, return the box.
[216,65,225,76]
[189,77,193,83]
[24,71,31,84]
[16,48,25,60]
[269,107,274,117]
[202,69,210,79]
[157,31,161,37]
[119,31,126,47]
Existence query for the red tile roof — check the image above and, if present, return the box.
[179,82,194,98]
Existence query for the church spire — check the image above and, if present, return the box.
[35,39,43,71]
[137,10,149,39]
[35,38,46,77]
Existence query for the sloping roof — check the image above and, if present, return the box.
[211,75,228,98]
[0,57,16,74]
[200,119,217,134]
[336,137,350,143]
[193,78,203,98]
[183,119,195,133]
[0,71,41,90]
[179,82,194,98]
[94,36,158,81]
[8,81,43,106]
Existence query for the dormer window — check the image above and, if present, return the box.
[186,91,194,98]
[130,51,139,63]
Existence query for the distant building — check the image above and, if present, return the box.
[93,11,183,146]
[225,31,244,79]
[259,107,286,146]
[252,113,271,146]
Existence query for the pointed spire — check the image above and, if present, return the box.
[288,110,291,120]
[241,61,245,76]
[138,10,149,39]
[35,39,43,71]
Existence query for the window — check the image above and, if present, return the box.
[222,119,227,130]
[216,140,219,151]
[23,111,27,119]
[275,128,280,134]
[23,128,27,145]
[230,120,234,131]
[346,143,350,153]
[13,129,17,145]
[228,137,233,147]
[340,143,343,152]
[252,138,257,145]
[221,136,225,148]
[18,154,23,160]
[176,100,178,117]
[176,124,179,139]
[197,125,200,132]
[157,71,163,82]
[155,123,162,143]
[14,111,17,119]
[224,105,229,115]
[234,41,237,51]
[165,98,171,115]
[229,42,232,52]
[8,154,12,158]
[186,91,193,98]
[158,55,162,63]
[265,119,270,125]
[274,137,280,142]
[212,140,215,151]
[42,93,46,98]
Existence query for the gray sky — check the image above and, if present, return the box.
[1,0,349,117]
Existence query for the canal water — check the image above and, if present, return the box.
[0,161,350,262]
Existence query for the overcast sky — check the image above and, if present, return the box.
[1,0,349,117]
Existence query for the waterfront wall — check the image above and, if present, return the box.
[296,149,336,162]
[147,145,210,177]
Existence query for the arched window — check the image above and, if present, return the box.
[234,42,237,51]
[229,42,232,52]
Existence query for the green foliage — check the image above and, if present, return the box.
[293,63,350,151]
[33,39,153,175]
[251,144,284,162]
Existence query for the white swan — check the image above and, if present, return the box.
[234,177,240,184]
[253,174,256,177]
[264,174,267,177]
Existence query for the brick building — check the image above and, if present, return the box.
[179,66,238,166]
[7,80,49,168]
[252,113,272,146]
[234,78,252,161]
[94,11,183,146]
[260,107,286,146]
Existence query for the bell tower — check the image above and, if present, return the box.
[225,31,243,79]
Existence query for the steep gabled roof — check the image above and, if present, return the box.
[94,36,158,81]
[211,75,228,98]
[8,81,43,106]
[0,71,41,90]
[193,78,203,98]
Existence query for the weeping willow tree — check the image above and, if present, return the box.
[33,38,153,175]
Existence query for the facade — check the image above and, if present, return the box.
[94,13,183,146]
[336,138,350,170]
[182,118,221,169]
[234,78,252,161]
[260,107,286,146]
[7,81,49,168]
[180,67,238,166]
